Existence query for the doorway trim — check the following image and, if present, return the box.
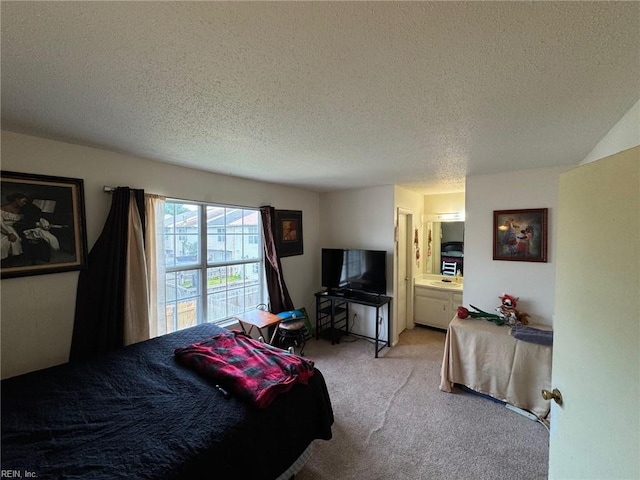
[395,207,415,344]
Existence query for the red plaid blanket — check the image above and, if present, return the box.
[174,330,315,408]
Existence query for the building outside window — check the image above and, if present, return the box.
[162,202,263,335]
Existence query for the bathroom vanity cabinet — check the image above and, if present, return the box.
[414,279,463,330]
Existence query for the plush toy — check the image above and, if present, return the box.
[496,293,530,325]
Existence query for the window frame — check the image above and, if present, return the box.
[163,199,265,333]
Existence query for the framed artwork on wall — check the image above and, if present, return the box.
[493,208,548,262]
[274,209,303,257]
[1,170,88,278]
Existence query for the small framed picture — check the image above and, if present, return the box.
[493,208,548,262]
[274,209,303,257]
[1,171,88,278]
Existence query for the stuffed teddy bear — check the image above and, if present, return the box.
[496,293,530,325]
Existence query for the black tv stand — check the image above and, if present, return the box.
[315,290,393,358]
[326,289,382,302]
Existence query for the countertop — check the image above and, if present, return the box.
[414,274,463,291]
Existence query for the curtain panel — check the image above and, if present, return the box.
[260,206,294,314]
[70,188,149,361]
[145,195,165,338]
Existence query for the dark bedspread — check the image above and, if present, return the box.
[1,323,334,480]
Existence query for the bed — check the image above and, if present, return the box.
[1,323,334,479]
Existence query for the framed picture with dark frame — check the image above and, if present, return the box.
[274,209,303,257]
[1,170,88,278]
[493,208,548,262]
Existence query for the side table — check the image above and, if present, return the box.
[234,310,283,345]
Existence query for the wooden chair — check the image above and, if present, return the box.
[442,261,457,276]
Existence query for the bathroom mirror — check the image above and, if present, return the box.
[426,221,464,275]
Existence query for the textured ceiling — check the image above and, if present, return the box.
[1,2,639,194]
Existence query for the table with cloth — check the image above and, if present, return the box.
[439,316,553,419]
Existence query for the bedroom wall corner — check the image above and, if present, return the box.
[319,185,395,340]
[463,166,571,327]
[1,130,321,378]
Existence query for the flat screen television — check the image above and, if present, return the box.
[321,248,387,295]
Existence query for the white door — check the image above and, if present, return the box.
[549,148,639,479]
[396,212,409,336]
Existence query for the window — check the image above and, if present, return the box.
[161,201,263,335]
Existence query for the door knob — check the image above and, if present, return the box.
[541,388,563,405]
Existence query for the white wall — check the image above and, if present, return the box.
[320,185,394,251]
[423,192,465,218]
[1,131,320,378]
[463,166,570,326]
[581,98,640,165]
[319,185,395,341]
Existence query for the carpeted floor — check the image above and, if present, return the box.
[295,326,549,480]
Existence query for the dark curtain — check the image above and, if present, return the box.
[70,187,145,361]
[260,206,294,313]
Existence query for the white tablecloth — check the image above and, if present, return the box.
[440,316,553,419]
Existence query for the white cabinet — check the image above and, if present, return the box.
[414,286,463,330]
